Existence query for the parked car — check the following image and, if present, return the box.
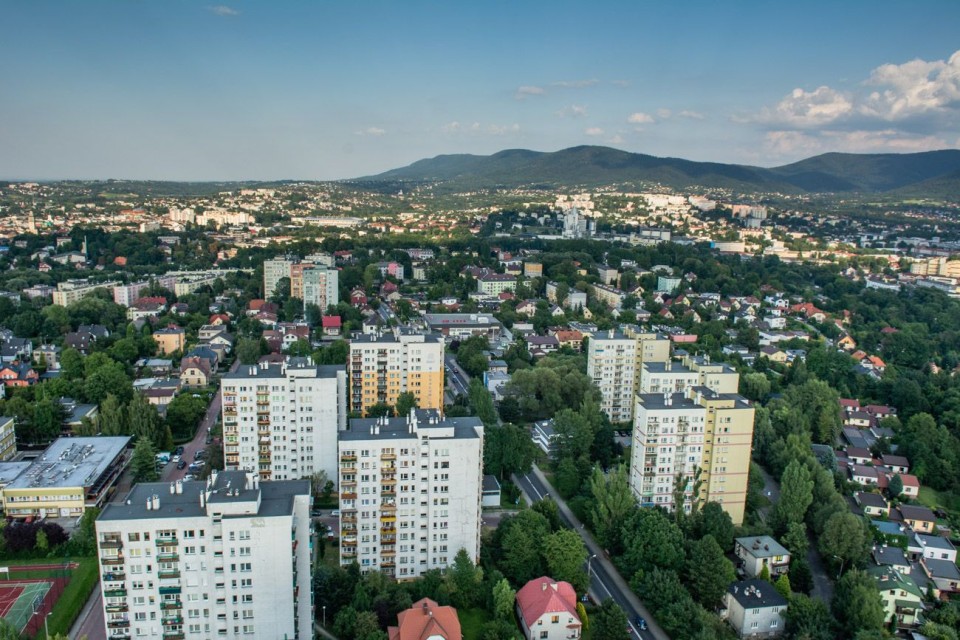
[183,474,196,481]
[635,617,647,631]
[174,445,185,455]
[177,460,187,470]
[330,510,341,517]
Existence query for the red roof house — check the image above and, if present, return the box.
[388,598,461,640]
[515,577,581,640]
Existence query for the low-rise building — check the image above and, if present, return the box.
[734,536,791,578]
[855,492,890,518]
[153,327,186,356]
[515,577,582,640]
[0,416,16,462]
[722,579,787,639]
[0,436,130,519]
[389,598,461,640]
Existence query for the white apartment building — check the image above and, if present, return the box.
[477,274,516,296]
[263,257,295,298]
[631,392,706,512]
[302,266,339,311]
[114,277,177,307]
[338,410,483,580]
[221,358,347,483]
[639,356,740,396]
[587,331,638,423]
[52,280,121,307]
[95,470,312,640]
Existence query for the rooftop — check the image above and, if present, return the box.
[736,536,790,559]
[5,436,130,491]
[727,579,789,609]
[341,410,482,443]
[223,359,344,380]
[637,392,701,411]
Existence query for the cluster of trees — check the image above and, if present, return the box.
[0,519,69,557]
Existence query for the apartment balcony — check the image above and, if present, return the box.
[340,491,358,500]
[381,559,396,568]
[162,614,184,625]
[380,451,396,460]
[341,514,357,524]
[382,535,396,544]
[158,569,180,579]
[340,465,357,474]
[109,635,131,640]
[381,501,397,512]
[161,633,185,640]
[380,514,397,523]
[158,586,181,596]
[102,571,126,582]
[381,547,396,556]
[157,552,179,562]
[156,536,178,546]
[104,588,127,598]
[341,548,357,558]
[101,556,124,566]
[380,526,397,535]
[99,537,123,549]
[340,453,357,462]
[342,535,357,544]
[107,619,131,629]
[380,490,396,498]
[105,603,128,613]
[160,601,182,611]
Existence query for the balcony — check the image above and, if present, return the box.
[162,633,185,640]
[340,465,357,474]
[158,569,180,579]
[162,614,184,624]
[340,491,357,500]
[157,552,179,562]
[102,571,126,582]
[156,536,178,547]
[99,537,123,549]
[107,619,131,629]
[342,514,357,524]
[105,603,128,613]
[340,454,357,462]
[101,556,124,566]
[160,601,182,611]
[104,588,127,598]
[380,514,397,523]
[380,452,396,461]
[158,586,181,596]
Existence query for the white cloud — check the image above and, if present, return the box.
[443,121,517,136]
[861,51,960,120]
[657,108,672,119]
[760,86,854,127]
[611,80,630,88]
[553,79,599,88]
[764,128,948,158]
[515,85,545,99]
[585,127,604,136]
[355,127,385,137]
[207,5,239,16]
[556,105,588,118]
[678,110,705,120]
[627,112,654,124]
[488,123,520,135]
[607,134,625,145]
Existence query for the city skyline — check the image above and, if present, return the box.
[1,0,958,180]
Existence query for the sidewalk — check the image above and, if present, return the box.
[527,464,670,640]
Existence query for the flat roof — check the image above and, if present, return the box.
[0,462,32,485]
[100,470,308,521]
[341,410,482,443]
[727,579,788,609]
[5,436,130,491]
[637,393,701,411]
[736,536,790,558]
[223,360,344,381]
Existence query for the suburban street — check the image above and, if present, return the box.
[444,353,471,397]
[513,466,668,640]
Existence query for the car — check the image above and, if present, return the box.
[174,446,185,455]
[330,510,341,517]
[635,617,647,631]
[171,455,181,464]
[194,450,206,460]
[183,474,196,481]
[177,460,187,470]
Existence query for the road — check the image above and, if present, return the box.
[513,466,668,640]
[444,353,471,397]
[160,388,221,483]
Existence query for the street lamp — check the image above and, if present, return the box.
[43,611,51,639]
[586,553,598,577]
[322,605,326,627]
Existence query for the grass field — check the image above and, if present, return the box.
[918,486,940,509]
[459,608,492,640]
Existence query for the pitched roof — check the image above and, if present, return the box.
[388,598,461,640]
[516,577,580,628]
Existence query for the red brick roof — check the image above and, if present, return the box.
[516,577,580,629]
[388,598,461,640]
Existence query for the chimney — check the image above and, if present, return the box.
[542,582,547,591]
[151,494,160,510]
[169,482,175,495]
[200,491,206,508]
[146,498,152,511]
[176,480,183,494]
[252,475,259,491]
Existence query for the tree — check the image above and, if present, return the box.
[35,528,48,552]
[551,409,594,462]
[468,380,498,427]
[692,501,735,552]
[236,337,262,365]
[620,509,685,577]
[919,622,959,640]
[780,521,809,557]
[483,423,535,480]
[740,372,771,402]
[591,599,630,640]
[832,569,885,637]
[130,437,159,483]
[774,573,791,599]
[784,593,834,640]
[819,511,870,571]
[447,549,483,609]
[128,393,165,448]
[544,530,588,592]
[365,403,393,419]
[771,459,813,535]
[589,465,636,552]
[685,535,735,608]
[97,393,127,435]
[492,578,516,621]
[394,392,418,417]
[888,474,903,498]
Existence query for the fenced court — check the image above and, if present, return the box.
[0,579,54,633]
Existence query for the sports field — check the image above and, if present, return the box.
[0,579,53,632]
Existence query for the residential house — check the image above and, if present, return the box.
[553,330,584,351]
[0,362,38,389]
[759,346,787,363]
[0,333,32,364]
[527,336,560,356]
[867,565,925,629]
[895,505,937,534]
[734,536,791,578]
[515,577,581,640]
[322,316,342,336]
[516,300,538,317]
[532,420,558,456]
[184,346,219,372]
[722,579,787,639]
[881,455,910,474]
[179,356,213,388]
[855,492,890,518]
[846,448,873,465]
[389,598,461,640]
[153,326,186,356]
[33,344,61,371]
[850,465,879,486]
[909,533,957,564]
[872,546,911,575]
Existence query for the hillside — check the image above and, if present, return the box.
[357,146,960,195]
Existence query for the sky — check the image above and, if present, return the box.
[1,1,959,181]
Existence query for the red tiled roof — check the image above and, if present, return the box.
[388,598,461,640]
[516,577,579,629]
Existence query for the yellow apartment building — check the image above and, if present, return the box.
[348,331,445,415]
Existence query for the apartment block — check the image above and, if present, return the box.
[338,410,484,580]
[221,358,347,483]
[586,330,638,423]
[263,257,295,298]
[0,416,16,461]
[95,470,312,640]
[52,280,121,307]
[477,273,516,296]
[348,332,444,416]
[631,386,754,525]
[639,354,739,396]
[302,267,339,311]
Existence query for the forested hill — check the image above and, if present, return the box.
[358,146,960,195]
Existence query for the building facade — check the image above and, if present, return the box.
[221,358,347,483]
[302,266,339,311]
[338,410,483,580]
[587,331,638,423]
[348,332,444,416]
[95,470,312,640]
[263,257,295,298]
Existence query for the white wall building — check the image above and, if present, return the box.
[338,410,483,580]
[263,257,295,298]
[587,331,638,423]
[221,358,347,483]
[95,470,312,640]
[302,266,339,311]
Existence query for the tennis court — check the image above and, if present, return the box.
[0,580,53,632]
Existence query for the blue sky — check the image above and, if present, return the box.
[1,1,959,180]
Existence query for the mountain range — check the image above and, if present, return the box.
[359,146,960,196]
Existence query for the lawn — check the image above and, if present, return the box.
[459,608,492,640]
[917,486,940,509]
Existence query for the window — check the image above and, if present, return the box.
[750,621,759,629]
[551,616,559,623]
[540,633,548,639]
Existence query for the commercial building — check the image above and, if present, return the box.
[302,266,339,311]
[338,410,484,580]
[220,358,347,482]
[0,436,130,519]
[95,470,312,640]
[423,314,503,343]
[348,332,445,416]
[587,331,638,424]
